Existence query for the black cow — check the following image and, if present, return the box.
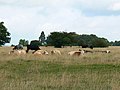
[13,44,23,50]
[82,45,88,48]
[26,45,41,53]
[82,45,93,49]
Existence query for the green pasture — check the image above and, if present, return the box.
[0,46,120,90]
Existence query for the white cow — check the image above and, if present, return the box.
[106,50,111,53]
[101,50,111,53]
[68,50,84,56]
[33,50,49,55]
[51,50,61,55]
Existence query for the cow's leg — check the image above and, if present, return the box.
[32,50,37,54]
[26,49,29,53]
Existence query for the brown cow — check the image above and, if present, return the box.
[68,50,84,56]
[33,50,49,55]
[101,50,111,53]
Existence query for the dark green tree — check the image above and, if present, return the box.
[19,39,29,46]
[91,38,109,47]
[46,32,77,48]
[0,22,11,46]
[39,31,46,45]
[47,31,110,48]
[110,41,120,46]
[63,37,71,46]
[47,32,63,48]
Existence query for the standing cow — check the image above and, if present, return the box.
[26,45,41,53]
[82,45,93,49]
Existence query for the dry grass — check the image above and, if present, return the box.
[0,46,120,90]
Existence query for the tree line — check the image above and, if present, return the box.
[46,32,110,48]
[0,21,120,47]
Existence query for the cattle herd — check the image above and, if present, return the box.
[8,44,111,56]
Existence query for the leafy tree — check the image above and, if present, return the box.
[110,41,120,46]
[74,34,109,47]
[47,32,63,48]
[39,31,46,45]
[63,37,71,46]
[47,32,78,48]
[92,38,109,47]
[19,39,29,46]
[47,31,110,48]
[0,22,11,46]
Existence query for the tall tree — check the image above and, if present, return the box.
[39,31,46,45]
[0,22,11,46]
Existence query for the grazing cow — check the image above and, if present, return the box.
[82,45,88,48]
[51,50,61,55]
[13,44,23,50]
[68,50,84,56]
[82,45,93,49]
[9,50,26,55]
[33,50,48,55]
[26,45,41,53]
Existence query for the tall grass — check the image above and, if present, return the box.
[0,46,120,90]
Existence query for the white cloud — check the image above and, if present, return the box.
[1,0,120,45]
[109,2,120,11]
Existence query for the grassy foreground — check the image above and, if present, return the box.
[0,46,120,90]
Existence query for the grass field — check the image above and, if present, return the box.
[0,46,120,90]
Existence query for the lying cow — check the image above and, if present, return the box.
[101,50,111,53]
[79,49,93,53]
[68,50,84,56]
[33,50,49,55]
[26,45,41,53]
[51,50,61,55]
[9,50,26,55]
[94,50,111,53]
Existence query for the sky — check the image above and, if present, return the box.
[0,0,120,45]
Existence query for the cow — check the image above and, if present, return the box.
[101,50,111,53]
[94,50,111,53]
[51,50,61,55]
[33,51,42,55]
[9,50,26,55]
[106,50,111,53]
[68,50,84,56]
[82,45,93,49]
[79,49,93,53]
[13,44,23,50]
[26,45,41,53]
[33,50,48,55]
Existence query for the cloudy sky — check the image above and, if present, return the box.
[0,0,120,45]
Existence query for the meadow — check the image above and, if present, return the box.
[0,46,120,90]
